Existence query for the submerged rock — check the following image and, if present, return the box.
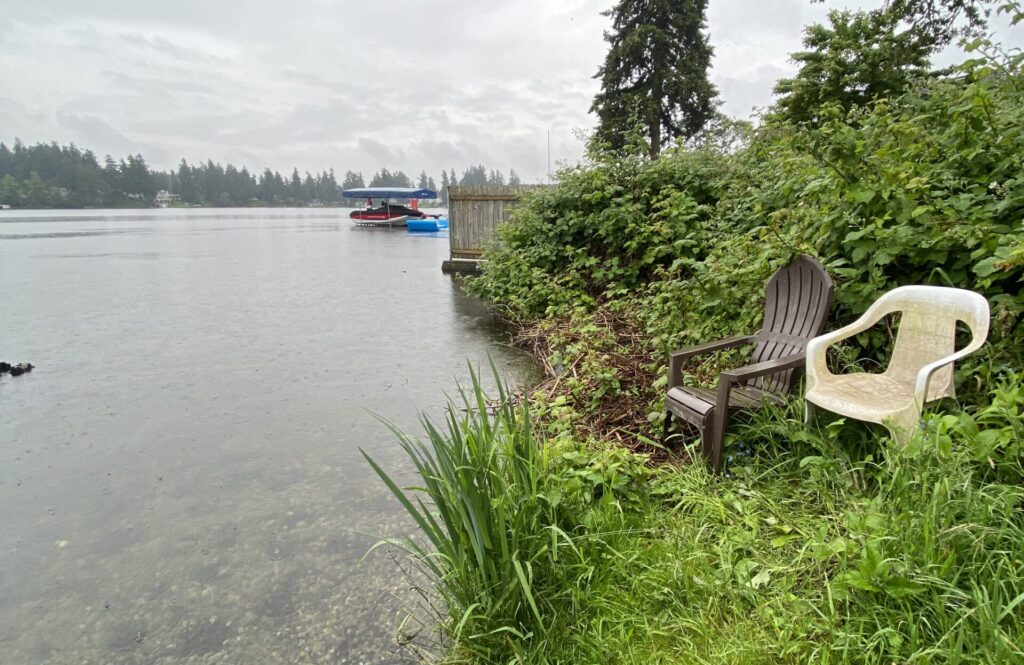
[0,362,34,377]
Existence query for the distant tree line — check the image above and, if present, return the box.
[0,139,524,209]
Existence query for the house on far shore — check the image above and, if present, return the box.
[154,190,180,207]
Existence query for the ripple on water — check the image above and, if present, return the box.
[0,209,539,663]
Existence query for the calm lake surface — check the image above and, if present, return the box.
[0,208,536,664]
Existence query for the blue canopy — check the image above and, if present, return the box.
[342,187,437,199]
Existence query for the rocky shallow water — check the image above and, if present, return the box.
[0,208,536,663]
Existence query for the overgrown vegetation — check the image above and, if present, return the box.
[470,26,1023,429]
[369,5,1024,664]
[372,370,1023,663]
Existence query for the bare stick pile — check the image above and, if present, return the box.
[510,307,666,457]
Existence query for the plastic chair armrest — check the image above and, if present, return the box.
[806,309,885,388]
[913,339,987,406]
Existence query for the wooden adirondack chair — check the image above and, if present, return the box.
[805,285,990,443]
[664,255,834,471]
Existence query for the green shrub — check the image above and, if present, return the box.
[470,49,1024,414]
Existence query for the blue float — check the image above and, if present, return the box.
[407,218,449,232]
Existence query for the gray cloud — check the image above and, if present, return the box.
[357,138,402,166]
[55,110,137,155]
[1,1,1022,182]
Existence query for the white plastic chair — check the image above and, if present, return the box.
[805,285,990,443]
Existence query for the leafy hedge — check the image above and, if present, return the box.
[469,52,1024,400]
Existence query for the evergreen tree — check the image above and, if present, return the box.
[591,0,717,158]
[0,173,17,206]
[203,160,226,204]
[122,154,155,199]
[393,170,413,187]
[177,160,198,203]
[258,168,276,203]
[100,155,123,204]
[0,143,11,175]
[460,164,488,186]
[440,170,450,204]
[369,168,392,187]
[508,169,521,186]
[0,138,559,209]
[239,166,253,204]
[303,171,316,202]
[323,168,339,203]
[22,172,51,207]
[342,170,364,190]
[289,168,303,202]
[274,171,286,201]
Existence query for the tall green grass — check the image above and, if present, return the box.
[362,364,560,658]
[368,370,1024,664]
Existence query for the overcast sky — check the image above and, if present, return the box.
[1,1,1021,182]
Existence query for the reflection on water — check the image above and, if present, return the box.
[0,208,536,664]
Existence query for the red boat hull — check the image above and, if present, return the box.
[349,204,426,221]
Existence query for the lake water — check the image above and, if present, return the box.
[0,208,536,664]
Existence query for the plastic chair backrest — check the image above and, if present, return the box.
[873,285,990,398]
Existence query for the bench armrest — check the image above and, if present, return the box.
[668,335,756,389]
[720,353,807,385]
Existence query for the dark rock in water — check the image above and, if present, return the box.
[1,362,34,377]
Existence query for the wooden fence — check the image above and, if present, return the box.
[446,185,545,266]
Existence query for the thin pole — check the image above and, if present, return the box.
[547,130,551,183]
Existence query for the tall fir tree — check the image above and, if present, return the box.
[341,170,365,190]
[591,0,717,158]
[440,170,450,204]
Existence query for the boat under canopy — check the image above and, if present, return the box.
[343,187,439,227]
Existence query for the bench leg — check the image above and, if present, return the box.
[702,410,726,473]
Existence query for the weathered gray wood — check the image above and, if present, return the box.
[664,255,834,471]
[447,185,547,261]
[441,259,484,275]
